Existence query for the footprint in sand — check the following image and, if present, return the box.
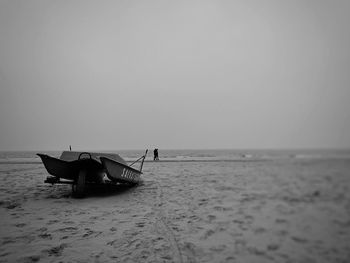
[247,246,266,256]
[21,255,41,262]
[233,219,244,224]
[44,243,67,257]
[136,222,145,228]
[56,227,78,233]
[333,219,350,228]
[234,239,246,252]
[106,239,118,246]
[275,218,288,224]
[276,204,295,215]
[207,214,216,222]
[210,244,226,252]
[82,228,102,238]
[291,236,308,243]
[14,223,26,228]
[198,198,208,206]
[201,229,215,240]
[38,233,52,240]
[277,230,289,237]
[254,227,266,234]
[2,238,16,245]
[183,242,196,262]
[244,214,254,224]
[47,220,59,225]
[267,243,280,251]
[5,202,20,209]
[0,252,11,258]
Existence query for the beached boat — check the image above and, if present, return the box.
[37,150,147,197]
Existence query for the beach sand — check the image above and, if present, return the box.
[0,158,350,262]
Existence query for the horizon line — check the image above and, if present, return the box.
[1,147,350,152]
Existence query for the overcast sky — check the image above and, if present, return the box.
[0,0,349,151]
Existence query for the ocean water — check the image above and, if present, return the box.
[0,149,350,163]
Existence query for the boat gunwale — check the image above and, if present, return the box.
[100,157,142,174]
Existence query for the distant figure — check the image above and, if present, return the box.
[69,145,72,151]
[153,148,159,161]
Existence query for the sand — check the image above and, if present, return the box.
[0,158,350,262]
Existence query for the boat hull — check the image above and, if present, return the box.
[37,154,104,182]
[100,157,141,184]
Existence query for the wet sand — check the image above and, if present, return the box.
[0,159,349,262]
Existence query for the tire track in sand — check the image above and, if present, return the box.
[152,179,184,263]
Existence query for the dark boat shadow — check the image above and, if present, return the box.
[43,182,139,199]
[82,183,138,198]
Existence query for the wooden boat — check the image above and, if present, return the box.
[37,150,147,197]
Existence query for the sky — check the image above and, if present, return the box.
[0,0,350,151]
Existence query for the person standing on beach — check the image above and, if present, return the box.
[153,148,159,161]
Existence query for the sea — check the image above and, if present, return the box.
[1,148,350,163]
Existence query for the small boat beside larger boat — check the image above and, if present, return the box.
[37,150,148,197]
